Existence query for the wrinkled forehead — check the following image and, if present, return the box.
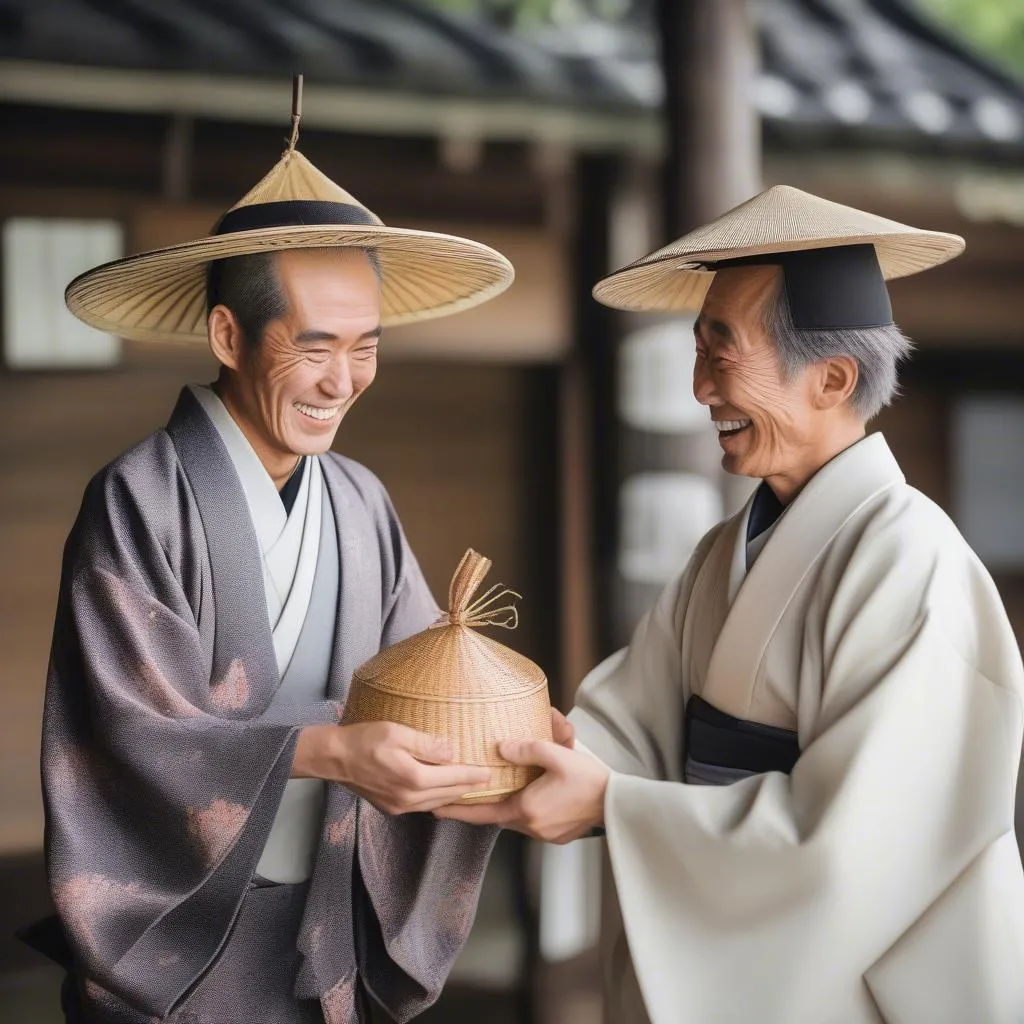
[699,265,782,326]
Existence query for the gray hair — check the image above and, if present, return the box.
[206,247,382,349]
[763,280,912,421]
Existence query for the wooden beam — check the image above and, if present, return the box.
[0,60,663,155]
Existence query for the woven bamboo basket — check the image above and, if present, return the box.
[343,549,552,803]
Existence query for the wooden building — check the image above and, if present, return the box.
[0,6,642,1020]
[1,2,1023,1022]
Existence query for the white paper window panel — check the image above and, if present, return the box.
[619,471,723,584]
[3,218,123,369]
[952,396,1024,570]
[538,837,602,962]
[618,318,710,433]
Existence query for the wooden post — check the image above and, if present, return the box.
[548,10,762,1022]
[161,114,193,203]
[659,0,760,236]
[656,0,762,516]
[576,154,624,657]
[603,0,763,645]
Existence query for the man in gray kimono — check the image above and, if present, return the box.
[36,142,516,1023]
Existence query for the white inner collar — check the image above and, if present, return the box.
[189,384,292,551]
[189,384,321,646]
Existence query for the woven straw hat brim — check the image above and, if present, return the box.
[592,184,964,313]
[65,223,515,343]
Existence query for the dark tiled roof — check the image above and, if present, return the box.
[536,0,1024,152]
[0,0,1021,153]
[754,0,1024,150]
[0,0,634,107]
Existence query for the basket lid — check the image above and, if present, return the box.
[353,550,546,700]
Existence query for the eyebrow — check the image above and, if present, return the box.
[693,315,733,341]
[294,326,382,343]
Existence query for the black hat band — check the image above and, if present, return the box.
[705,243,893,330]
[214,200,378,235]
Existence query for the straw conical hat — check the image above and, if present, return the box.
[343,549,552,804]
[65,148,514,343]
[592,184,964,313]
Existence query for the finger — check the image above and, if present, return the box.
[369,778,494,816]
[405,761,491,791]
[396,726,453,764]
[498,738,566,772]
[433,797,521,825]
[411,786,502,813]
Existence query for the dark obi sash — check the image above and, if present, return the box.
[683,695,800,786]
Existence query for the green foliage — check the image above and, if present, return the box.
[426,0,558,27]
[422,0,632,29]
[427,0,1024,76]
[916,0,1024,74]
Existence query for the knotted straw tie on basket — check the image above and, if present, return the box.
[433,549,521,631]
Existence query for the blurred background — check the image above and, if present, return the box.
[1,0,1023,1021]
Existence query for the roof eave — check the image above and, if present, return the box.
[0,59,664,156]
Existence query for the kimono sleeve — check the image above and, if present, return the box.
[569,524,727,779]
[42,475,334,1017]
[594,531,1024,1022]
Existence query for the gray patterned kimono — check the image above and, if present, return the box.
[41,388,496,1023]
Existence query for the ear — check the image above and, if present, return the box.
[207,305,246,371]
[814,355,858,411]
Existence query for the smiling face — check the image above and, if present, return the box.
[208,248,381,486]
[692,265,863,502]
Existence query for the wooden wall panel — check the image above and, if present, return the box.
[874,382,1024,649]
[338,358,559,671]
[873,385,950,511]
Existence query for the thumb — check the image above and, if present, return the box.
[403,727,453,764]
[498,737,565,772]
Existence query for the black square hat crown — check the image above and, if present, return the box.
[706,243,893,330]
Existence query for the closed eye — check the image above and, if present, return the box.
[695,346,730,369]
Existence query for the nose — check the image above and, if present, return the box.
[692,359,717,407]
[322,352,354,402]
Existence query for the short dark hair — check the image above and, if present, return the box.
[206,251,287,350]
[206,247,383,349]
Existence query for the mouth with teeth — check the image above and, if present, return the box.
[713,418,752,440]
[294,401,342,423]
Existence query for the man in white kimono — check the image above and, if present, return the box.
[438,186,1024,1022]
[33,139,516,1023]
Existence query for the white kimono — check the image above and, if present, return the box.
[571,433,1024,1024]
